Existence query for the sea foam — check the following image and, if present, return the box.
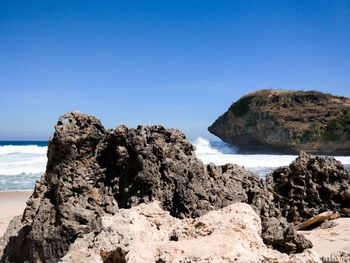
[0,145,47,190]
[0,145,47,155]
[193,137,350,176]
[194,137,297,167]
[0,145,47,176]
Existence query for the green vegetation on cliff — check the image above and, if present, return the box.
[209,89,350,154]
[296,112,350,144]
[231,96,253,117]
[324,112,350,142]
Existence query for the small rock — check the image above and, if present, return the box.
[321,251,350,263]
[319,220,339,229]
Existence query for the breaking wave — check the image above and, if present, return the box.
[193,137,350,177]
[0,145,47,191]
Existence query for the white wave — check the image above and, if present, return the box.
[194,137,350,168]
[0,145,47,176]
[0,145,48,155]
[194,137,225,155]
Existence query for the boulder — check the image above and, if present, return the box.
[61,202,321,263]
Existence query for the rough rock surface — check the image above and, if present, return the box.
[266,152,350,224]
[321,251,350,263]
[60,202,321,263]
[208,89,350,154]
[319,220,338,229]
[0,216,23,260]
[0,112,310,262]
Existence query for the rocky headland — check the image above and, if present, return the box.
[208,90,350,154]
[1,112,350,262]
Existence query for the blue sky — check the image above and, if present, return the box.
[0,0,349,140]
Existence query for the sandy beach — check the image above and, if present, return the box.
[0,191,32,236]
[299,218,350,257]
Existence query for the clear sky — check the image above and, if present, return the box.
[0,0,349,140]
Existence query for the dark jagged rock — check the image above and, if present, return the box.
[262,219,313,254]
[209,89,350,155]
[2,113,114,262]
[0,112,310,262]
[266,152,350,224]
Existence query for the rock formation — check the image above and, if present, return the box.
[266,152,350,224]
[208,90,350,154]
[60,202,321,263]
[0,112,311,262]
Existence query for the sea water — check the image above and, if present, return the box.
[0,141,48,191]
[1,139,350,191]
[194,137,350,176]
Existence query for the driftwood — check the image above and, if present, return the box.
[295,211,340,230]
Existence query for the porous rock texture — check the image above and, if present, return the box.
[60,202,321,263]
[0,112,310,262]
[209,89,350,154]
[266,152,350,224]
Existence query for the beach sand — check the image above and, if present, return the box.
[0,191,350,259]
[298,218,350,257]
[0,191,32,237]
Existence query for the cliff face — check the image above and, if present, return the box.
[208,90,350,154]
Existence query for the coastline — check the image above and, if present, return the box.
[0,191,32,236]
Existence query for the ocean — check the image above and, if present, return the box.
[1,139,350,191]
[0,141,48,191]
